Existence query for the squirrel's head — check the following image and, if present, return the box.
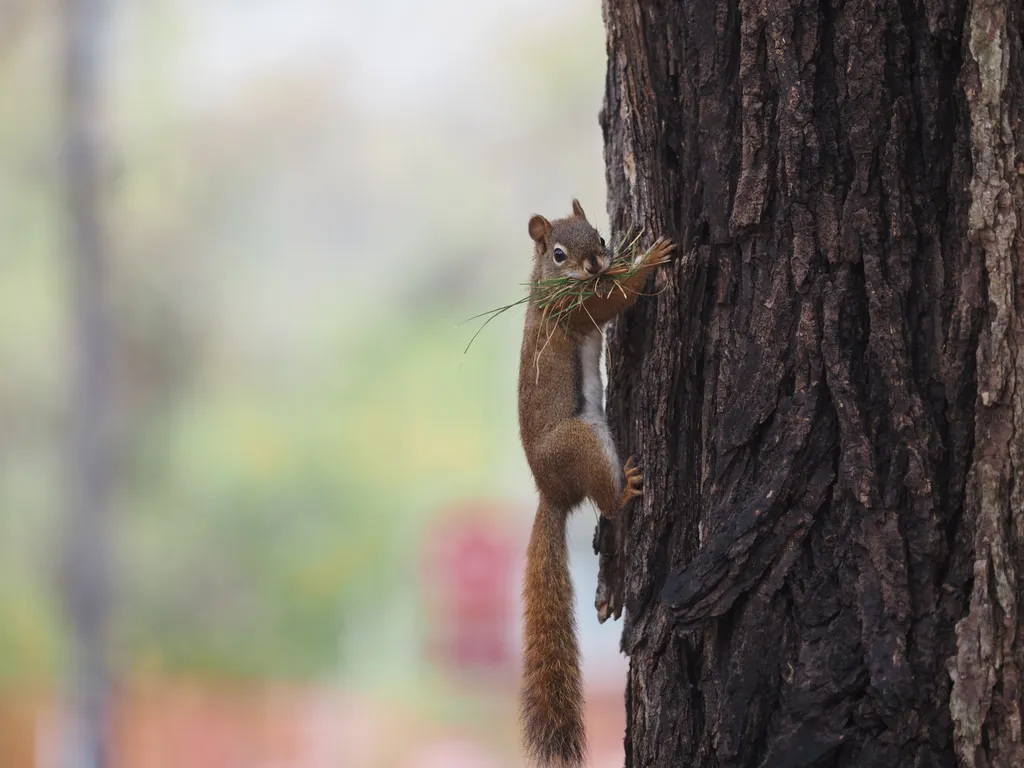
[528,199,610,281]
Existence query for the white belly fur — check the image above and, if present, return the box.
[579,333,621,490]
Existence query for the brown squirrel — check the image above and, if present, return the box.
[518,199,675,767]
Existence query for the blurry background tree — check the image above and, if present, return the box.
[600,0,1023,766]
[61,0,113,765]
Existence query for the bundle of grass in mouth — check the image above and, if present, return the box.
[463,229,672,352]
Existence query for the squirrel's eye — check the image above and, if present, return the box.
[599,237,606,249]
[553,247,567,264]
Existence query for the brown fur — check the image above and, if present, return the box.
[517,200,675,766]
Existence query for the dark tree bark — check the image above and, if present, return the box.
[597,0,1024,765]
[61,0,113,766]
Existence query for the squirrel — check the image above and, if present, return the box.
[517,199,676,767]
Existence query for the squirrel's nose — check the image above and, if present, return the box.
[585,257,603,275]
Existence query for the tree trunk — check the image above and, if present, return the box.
[61,0,112,766]
[597,0,1024,765]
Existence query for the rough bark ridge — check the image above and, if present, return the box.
[597,0,1023,765]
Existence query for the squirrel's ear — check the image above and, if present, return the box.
[528,215,552,243]
[571,199,587,220]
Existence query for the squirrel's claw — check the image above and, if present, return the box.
[619,457,644,507]
[647,236,677,264]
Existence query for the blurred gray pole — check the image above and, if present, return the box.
[61,0,112,766]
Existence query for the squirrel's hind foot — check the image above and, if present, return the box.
[619,457,643,508]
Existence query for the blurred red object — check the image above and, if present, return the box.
[421,504,517,677]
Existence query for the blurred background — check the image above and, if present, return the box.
[0,1,626,766]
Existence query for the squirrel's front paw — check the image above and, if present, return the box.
[620,457,643,506]
[641,236,677,265]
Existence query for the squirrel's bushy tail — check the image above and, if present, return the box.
[520,497,585,768]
